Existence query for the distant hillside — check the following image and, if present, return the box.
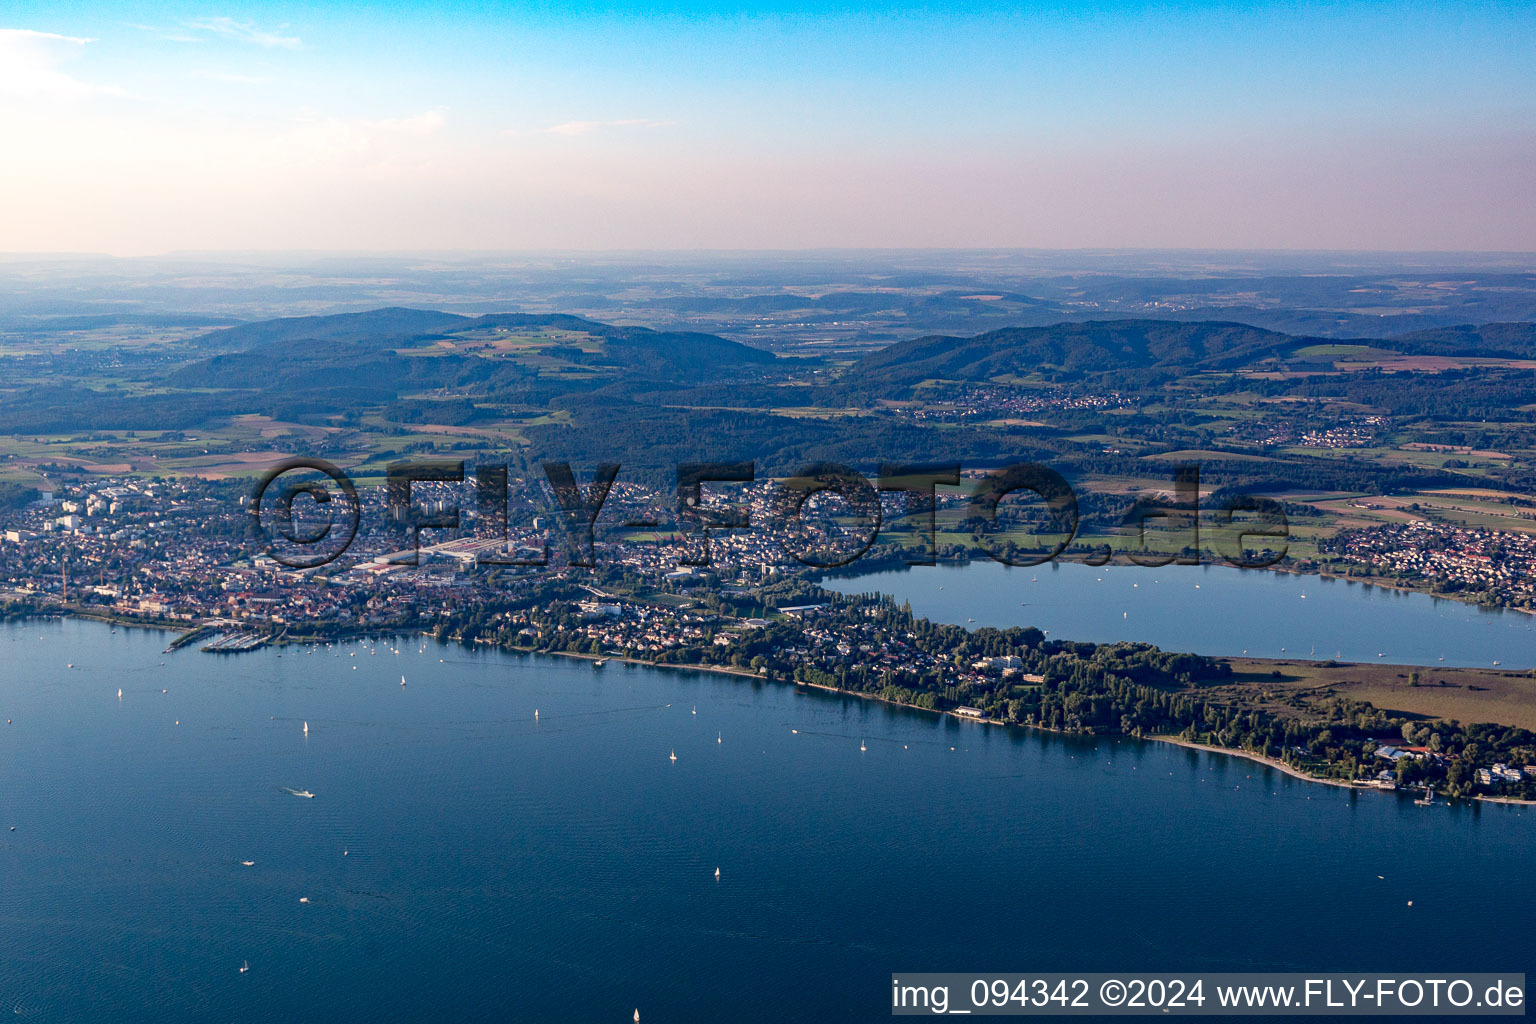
[848,319,1303,389]
[173,308,776,396]
[651,290,1055,316]
[1,313,244,334]
[194,307,470,350]
[1388,323,1536,359]
[457,313,776,374]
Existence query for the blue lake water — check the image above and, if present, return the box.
[824,560,1536,668]
[1,617,1532,1023]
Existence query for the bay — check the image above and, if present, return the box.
[1,617,1530,1023]
[824,560,1536,668]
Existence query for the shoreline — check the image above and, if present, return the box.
[1146,736,1358,789]
[1264,561,1536,617]
[485,640,1536,807]
[822,563,1536,673]
[824,552,1536,619]
[1146,735,1536,807]
[18,610,1536,808]
[447,641,1536,807]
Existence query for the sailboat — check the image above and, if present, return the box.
[669,749,677,762]
[717,732,721,744]
[240,961,249,974]
[691,706,696,715]
[714,867,720,880]
[401,674,406,687]
[860,739,867,752]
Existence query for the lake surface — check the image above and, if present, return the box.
[824,560,1536,668]
[2,618,1532,1023]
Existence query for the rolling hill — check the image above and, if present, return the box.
[173,309,776,393]
[847,319,1305,390]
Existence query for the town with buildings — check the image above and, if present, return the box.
[1226,414,1389,449]
[1318,520,1536,608]
[2,472,1533,801]
[882,386,1131,425]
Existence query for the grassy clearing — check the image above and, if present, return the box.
[1141,449,1271,462]
[1222,657,1536,731]
[1291,344,1374,358]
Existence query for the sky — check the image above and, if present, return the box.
[0,0,1533,255]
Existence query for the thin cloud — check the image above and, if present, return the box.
[128,24,203,43]
[189,69,271,85]
[543,118,676,137]
[180,17,301,48]
[0,28,127,100]
[370,110,446,136]
[280,109,447,160]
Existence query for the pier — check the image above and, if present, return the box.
[201,632,268,653]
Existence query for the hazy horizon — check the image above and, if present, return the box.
[3,1,1534,255]
[3,247,1535,267]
